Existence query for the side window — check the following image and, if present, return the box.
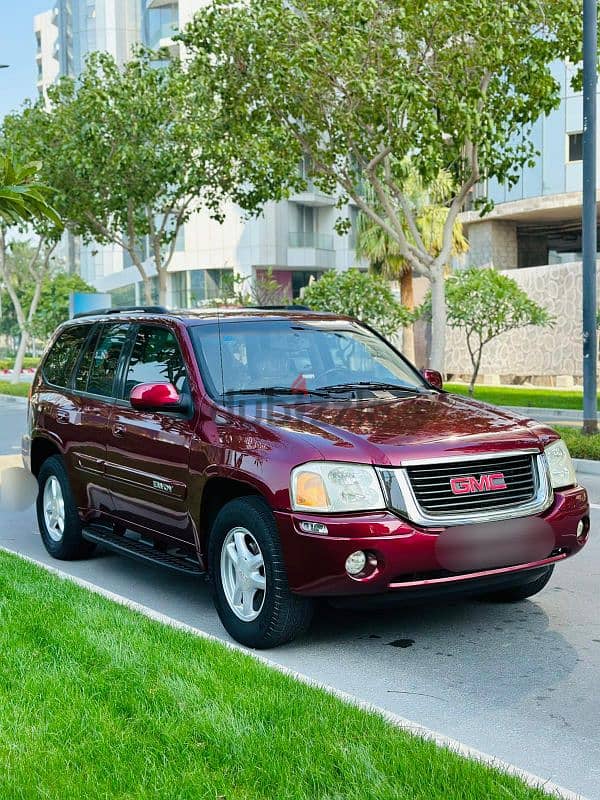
[123,326,187,399]
[73,326,99,392]
[86,324,130,398]
[43,325,91,388]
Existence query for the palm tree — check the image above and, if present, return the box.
[356,167,468,364]
[0,152,60,227]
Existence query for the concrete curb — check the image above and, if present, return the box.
[498,405,583,421]
[0,394,28,405]
[0,545,588,800]
[574,458,600,476]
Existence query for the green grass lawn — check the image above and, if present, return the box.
[0,551,551,800]
[446,382,591,410]
[0,380,30,398]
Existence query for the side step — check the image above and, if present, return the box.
[82,526,205,576]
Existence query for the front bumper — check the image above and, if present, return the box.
[274,485,589,596]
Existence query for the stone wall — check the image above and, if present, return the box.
[445,261,597,380]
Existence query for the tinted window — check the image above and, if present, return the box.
[123,326,187,398]
[74,326,99,392]
[43,325,91,388]
[86,324,130,397]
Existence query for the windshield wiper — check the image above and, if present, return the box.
[317,381,423,393]
[222,386,333,398]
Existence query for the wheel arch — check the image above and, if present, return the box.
[30,435,63,477]
[198,475,267,554]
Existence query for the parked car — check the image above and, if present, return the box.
[23,306,589,648]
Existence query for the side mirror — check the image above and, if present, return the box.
[130,382,184,412]
[421,369,443,390]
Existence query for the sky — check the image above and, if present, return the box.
[0,0,53,122]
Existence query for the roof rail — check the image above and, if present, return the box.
[244,304,311,311]
[73,305,168,320]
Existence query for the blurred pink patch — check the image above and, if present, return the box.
[435,517,555,573]
[0,467,38,513]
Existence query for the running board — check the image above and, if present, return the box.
[82,526,205,576]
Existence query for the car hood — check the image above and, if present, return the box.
[249,391,553,467]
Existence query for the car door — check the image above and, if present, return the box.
[67,322,132,518]
[105,323,196,545]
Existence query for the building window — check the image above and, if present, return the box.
[568,132,583,162]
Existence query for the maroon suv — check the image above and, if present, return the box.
[24,306,589,648]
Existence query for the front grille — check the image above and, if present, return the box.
[406,453,538,517]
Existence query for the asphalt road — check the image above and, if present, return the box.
[1,396,599,799]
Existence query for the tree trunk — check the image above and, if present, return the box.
[142,278,153,305]
[158,268,168,307]
[399,269,415,363]
[428,265,446,373]
[12,332,29,385]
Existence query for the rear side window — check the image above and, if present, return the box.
[42,325,91,388]
[122,326,187,398]
[86,324,130,397]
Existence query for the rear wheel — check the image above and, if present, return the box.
[36,456,95,560]
[209,496,314,648]
[481,566,554,602]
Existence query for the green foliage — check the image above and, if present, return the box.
[301,269,411,337]
[0,152,61,229]
[555,426,600,460]
[437,267,553,393]
[2,46,300,304]
[222,268,290,307]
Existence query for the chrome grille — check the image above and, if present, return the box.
[406,453,537,517]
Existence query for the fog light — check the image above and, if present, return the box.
[576,518,589,543]
[299,520,328,535]
[345,550,367,576]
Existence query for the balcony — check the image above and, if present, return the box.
[289,178,336,207]
[288,231,336,269]
[288,232,334,250]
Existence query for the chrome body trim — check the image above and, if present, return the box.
[398,448,540,467]
[380,452,553,527]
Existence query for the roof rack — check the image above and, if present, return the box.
[243,305,311,311]
[73,305,168,320]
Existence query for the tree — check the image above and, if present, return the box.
[30,272,96,341]
[301,269,411,338]
[181,0,581,371]
[0,235,59,380]
[441,267,553,395]
[356,170,468,363]
[4,47,301,306]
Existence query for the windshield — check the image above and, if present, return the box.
[190,318,427,400]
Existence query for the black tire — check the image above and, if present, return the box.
[208,496,314,648]
[36,455,96,560]
[481,566,554,603]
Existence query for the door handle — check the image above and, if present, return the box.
[112,424,126,438]
[55,410,70,424]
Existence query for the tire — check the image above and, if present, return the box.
[481,565,554,602]
[36,455,96,560]
[208,496,314,648]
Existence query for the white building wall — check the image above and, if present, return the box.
[34,10,59,101]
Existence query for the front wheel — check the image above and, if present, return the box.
[208,496,314,648]
[481,565,554,602]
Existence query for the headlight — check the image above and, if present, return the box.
[545,439,576,489]
[290,461,386,513]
